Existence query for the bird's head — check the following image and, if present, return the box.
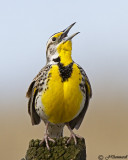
[46,22,80,66]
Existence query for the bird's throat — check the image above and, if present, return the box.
[59,51,72,66]
[57,41,73,66]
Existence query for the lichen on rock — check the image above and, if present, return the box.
[22,137,86,160]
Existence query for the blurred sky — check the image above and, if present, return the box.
[0,0,128,160]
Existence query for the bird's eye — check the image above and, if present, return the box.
[52,37,56,41]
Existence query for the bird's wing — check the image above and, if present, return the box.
[69,64,92,130]
[26,65,51,125]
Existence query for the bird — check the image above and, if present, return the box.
[26,22,92,150]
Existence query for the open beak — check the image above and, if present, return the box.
[59,22,80,43]
[63,32,80,43]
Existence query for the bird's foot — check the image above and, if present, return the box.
[39,134,55,150]
[67,132,83,145]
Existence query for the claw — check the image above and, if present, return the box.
[39,122,55,150]
[48,137,55,143]
[66,123,83,145]
[67,133,83,145]
[39,134,55,150]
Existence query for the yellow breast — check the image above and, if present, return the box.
[41,63,83,123]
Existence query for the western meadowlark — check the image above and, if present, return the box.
[26,22,92,150]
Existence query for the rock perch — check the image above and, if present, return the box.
[22,137,86,160]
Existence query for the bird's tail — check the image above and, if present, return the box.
[47,123,64,139]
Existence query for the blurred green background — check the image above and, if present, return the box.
[0,0,128,159]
